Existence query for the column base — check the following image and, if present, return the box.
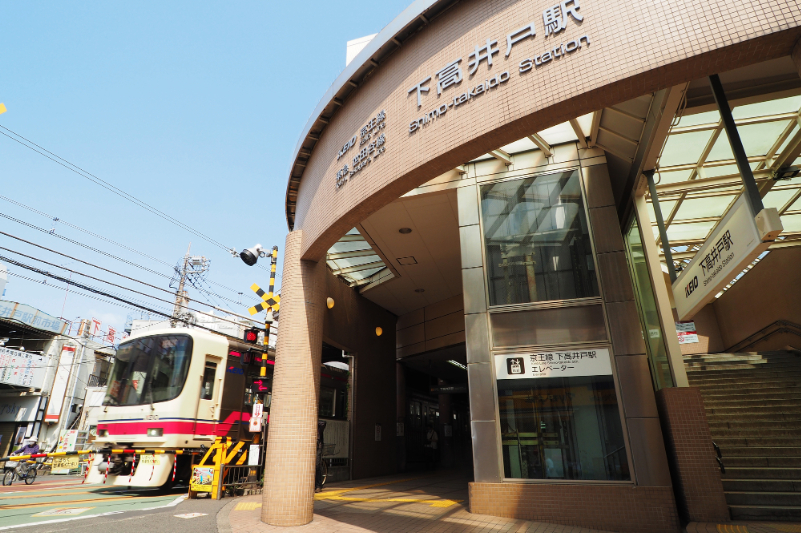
[468,481,680,533]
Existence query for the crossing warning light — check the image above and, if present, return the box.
[244,328,259,344]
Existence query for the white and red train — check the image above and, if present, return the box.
[86,327,270,487]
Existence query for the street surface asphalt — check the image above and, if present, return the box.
[0,475,230,532]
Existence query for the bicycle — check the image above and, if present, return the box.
[2,459,39,486]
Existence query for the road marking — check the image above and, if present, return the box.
[0,494,185,530]
[0,493,173,510]
[313,477,462,508]
[174,512,207,518]
[234,502,261,511]
[0,490,94,500]
[32,507,95,517]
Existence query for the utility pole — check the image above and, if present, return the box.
[171,243,191,328]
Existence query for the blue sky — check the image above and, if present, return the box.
[0,1,410,341]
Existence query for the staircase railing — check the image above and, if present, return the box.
[713,441,725,474]
[725,320,801,353]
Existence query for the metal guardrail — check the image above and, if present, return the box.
[221,464,263,496]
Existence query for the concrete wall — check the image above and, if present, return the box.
[396,294,465,358]
[712,247,801,351]
[322,271,398,480]
[671,247,801,354]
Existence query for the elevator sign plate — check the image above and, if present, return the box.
[495,348,612,380]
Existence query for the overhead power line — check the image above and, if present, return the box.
[0,195,243,296]
[4,264,258,340]
[0,243,260,326]
[0,217,243,307]
[0,124,236,255]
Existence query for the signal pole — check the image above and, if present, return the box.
[262,246,278,377]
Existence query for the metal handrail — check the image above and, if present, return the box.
[725,320,801,353]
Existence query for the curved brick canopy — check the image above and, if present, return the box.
[288,0,801,261]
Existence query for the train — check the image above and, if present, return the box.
[85,327,271,487]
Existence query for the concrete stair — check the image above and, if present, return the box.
[685,350,801,522]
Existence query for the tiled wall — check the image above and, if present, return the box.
[396,294,465,358]
[656,387,729,523]
[322,271,398,480]
[469,482,680,533]
[262,230,326,526]
[290,0,801,261]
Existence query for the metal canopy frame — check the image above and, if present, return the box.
[648,90,801,270]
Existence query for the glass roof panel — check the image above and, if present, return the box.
[763,189,798,211]
[328,241,371,254]
[676,110,720,128]
[576,113,593,134]
[345,267,384,282]
[780,214,801,232]
[740,121,793,157]
[705,131,734,162]
[329,255,382,270]
[657,169,693,183]
[703,164,739,178]
[500,137,537,154]
[538,122,579,145]
[771,123,797,157]
[731,95,801,119]
[672,196,735,221]
[646,200,677,224]
[659,130,714,166]
[666,221,716,242]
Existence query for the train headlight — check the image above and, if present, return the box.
[147,428,163,437]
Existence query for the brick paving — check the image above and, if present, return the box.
[221,471,801,533]
[224,472,618,533]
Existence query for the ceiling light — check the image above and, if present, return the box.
[375,327,383,337]
[399,228,412,234]
[447,360,466,370]
[397,256,418,265]
[327,297,335,309]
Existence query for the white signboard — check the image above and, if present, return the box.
[0,396,42,422]
[673,196,770,320]
[45,346,75,423]
[0,347,47,389]
[0,300,68,335]
[249,402,263,432]
[676,322,699,344]
[248,444,260,466]
[495,348,612,380]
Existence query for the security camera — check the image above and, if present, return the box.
[240,244,264,266]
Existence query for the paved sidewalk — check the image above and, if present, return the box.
[220,471,801,533]
[222,472,616,533]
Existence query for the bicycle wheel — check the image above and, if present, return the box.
[2,470,14,486]
[24,468,36,485]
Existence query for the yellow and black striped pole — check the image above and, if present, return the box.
[262,246,278,377]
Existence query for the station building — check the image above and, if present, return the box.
[262,1,801,531]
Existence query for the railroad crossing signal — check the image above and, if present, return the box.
[247,246,279,376]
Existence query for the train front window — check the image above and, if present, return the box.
[104,334,193,406]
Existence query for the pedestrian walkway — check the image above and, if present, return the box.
[223,471,616,533]
[221,471,801,533]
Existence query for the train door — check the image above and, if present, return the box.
[195,354,222,437]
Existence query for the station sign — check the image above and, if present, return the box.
[672,195,773,320]
[494,347,612,380]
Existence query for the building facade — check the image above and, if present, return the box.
[265,1,801,530]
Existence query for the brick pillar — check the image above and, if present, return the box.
[262,230,326,526]
[656,387,729,524]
